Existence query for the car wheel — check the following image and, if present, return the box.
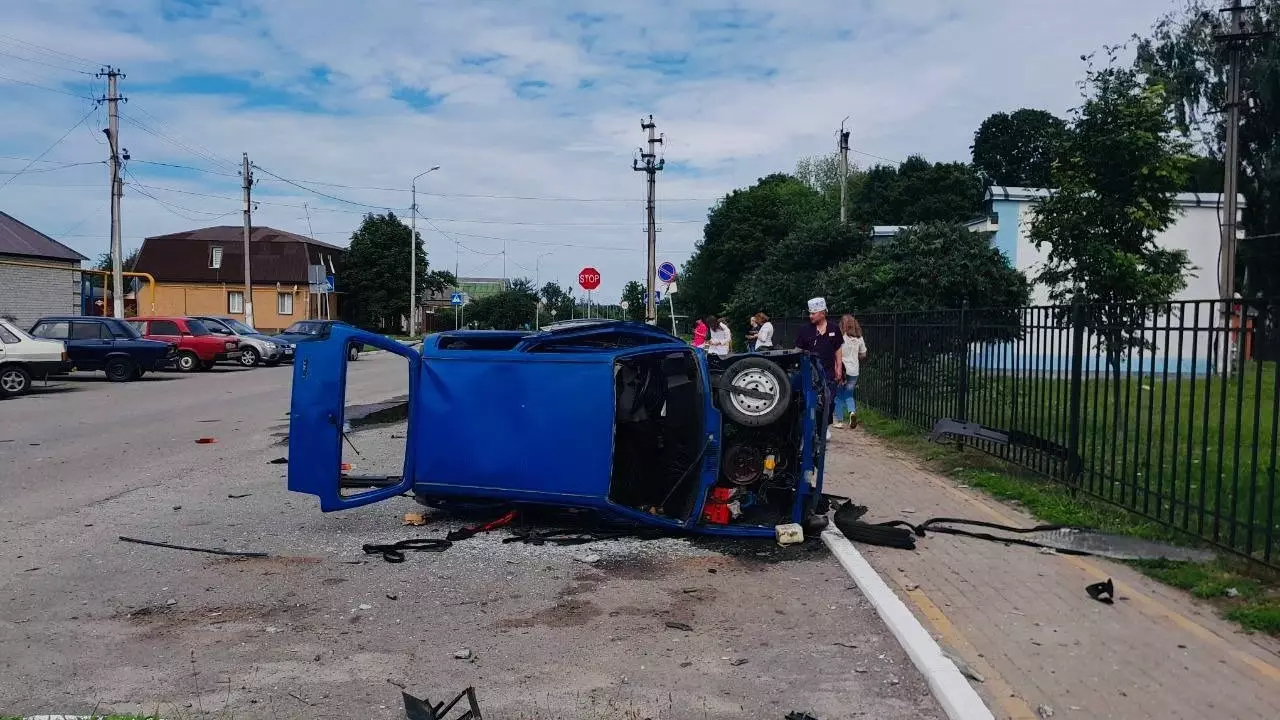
[717,356,792,427]
[347,344,359,362]
[0,365,31,397]
[175,351,199,373]
[105,358,135,382]
[239,347,260,367]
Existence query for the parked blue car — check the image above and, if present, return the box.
[29,315,176,381]
[287,320,832,537]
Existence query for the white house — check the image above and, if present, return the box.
[972,186,1248,375]
[984,185,1242,305]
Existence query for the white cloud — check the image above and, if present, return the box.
[0,0,1180,300]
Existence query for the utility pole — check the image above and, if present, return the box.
[241,153,255,327]
[1214,0,1270,374]
[838,117,850,226]
[98,67,126,318]
[409,166,439,337]
[633,115,664,324]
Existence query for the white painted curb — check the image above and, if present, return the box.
[822,528,994,720]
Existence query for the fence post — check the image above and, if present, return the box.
[956,300,970,423]
[1065,297,1086,488]
[891,313,901,418]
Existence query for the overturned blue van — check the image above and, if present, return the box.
[287,320,831,537]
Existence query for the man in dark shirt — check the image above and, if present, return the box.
[794,297,844,437]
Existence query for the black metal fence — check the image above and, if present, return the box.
[847,298,1280,568]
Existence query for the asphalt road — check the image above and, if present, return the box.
[0,354,944,719]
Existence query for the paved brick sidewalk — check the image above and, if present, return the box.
[823,430,1280,720]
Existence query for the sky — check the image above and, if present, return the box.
[0,0,1181,301]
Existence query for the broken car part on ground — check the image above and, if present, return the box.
[286,320,833,539]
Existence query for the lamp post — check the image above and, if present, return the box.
[409,166,441,336]
[534,251,554,329]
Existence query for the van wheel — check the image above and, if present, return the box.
[105,358,135,382]
[718,356,792,427]
[0,365,31,397]
[175,351,199,373]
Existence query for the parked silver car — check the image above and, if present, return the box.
[194,316,292,367]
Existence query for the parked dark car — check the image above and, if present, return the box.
[29,316,175,381]
[274,320,364,361]
[288,320,831,538]
[128,316,241,372]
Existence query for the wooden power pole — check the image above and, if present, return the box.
[241,153,255,327]
[633,115,664,324]
[98,66,126,318]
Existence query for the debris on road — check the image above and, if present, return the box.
[195,437,217,444]
[403,512,429,526]
[785,713,820,720]
[664,621,693,632]
[268,456,288,465]
[574,553,601,564]
[165,598,177,606]
[402,687,482,720]
[1037,704,1055,718]
[775,523,804,546]
[362,538,453,563]
[1086,578,1115,604]
[228,492,252,499]
[729,658,749,666]
[119,535,269,558]
[453,648,473,660]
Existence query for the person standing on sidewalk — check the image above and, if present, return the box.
[691,317,708,349]
[834,313,867,429]
[753,313,774,351]
[745,315,760,352]
[794,297,843,439]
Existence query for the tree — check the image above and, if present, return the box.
[971,109,1068,187]
[847,156,985,226]
[620,280,646,322]
[821,223,1029,315]
[1028,55,1193,368]
[1136,0,1280,296]
[341,212,453,332]
[468,277,538,329]
[92,248,140,293]
[538,281,575,324]
[681,173,827,317]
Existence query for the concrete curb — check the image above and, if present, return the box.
[821,528,994,720]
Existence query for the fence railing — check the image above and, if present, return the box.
[843,298,1279,568]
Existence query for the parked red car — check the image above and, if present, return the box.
[127,316,241,372]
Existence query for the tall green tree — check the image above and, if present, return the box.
[848,156,985,226]
[971,109,1068,187]
[92,248,140,294]
[681,173,826,317]
[341,212,454,332]
[539,281,575,322]
[1136,0,1280,296]
[1028,55,1193,367]
[620,280,646,322]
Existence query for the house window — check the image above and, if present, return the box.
[228,291,245,314]
[210,245,223,269]
[277,292,294,315]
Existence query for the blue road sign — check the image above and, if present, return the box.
[657,261,677,283]
[325,274,335,293]
[450,291,464,306]
[647,290,662,303]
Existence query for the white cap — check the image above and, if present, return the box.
[807,297,827,313]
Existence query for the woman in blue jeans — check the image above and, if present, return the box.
[834,314,867,429]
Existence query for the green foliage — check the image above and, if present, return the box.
[91,248,140,292]
[847,156,985,226]
[725,217,865,323]
[681,173,828,317]
[468,279,538,329]
[820,222,1029,313]
[1136,0,1280,297]
[1029,56,1193,362]
[620,280,646,322]
[538,281,575,321]
[971,108,1068,187]
[341,212,453,332]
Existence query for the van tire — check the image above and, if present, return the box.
[718,356,791,427]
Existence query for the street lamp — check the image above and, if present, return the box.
[409,165,441,336]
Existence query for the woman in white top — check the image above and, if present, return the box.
[753,312,774,351]
[833,314,867,428]
[707,316,732,356]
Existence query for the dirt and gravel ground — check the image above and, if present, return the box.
[0,353,943,719]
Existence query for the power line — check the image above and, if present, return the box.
[0,105,98,192]
[0,72,95,99]
[277,175,717,202]
[252,163,400,210]
[119,110,239,173]
[128,104,240,170]
[124,167,240,222]
[429,216,700,227]
[0,160,104,175]
[0,33,102,69]
[851,147,903,165]
[0,48,95,75]
[131,159,240,176]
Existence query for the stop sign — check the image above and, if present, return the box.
[578,267,601,291]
